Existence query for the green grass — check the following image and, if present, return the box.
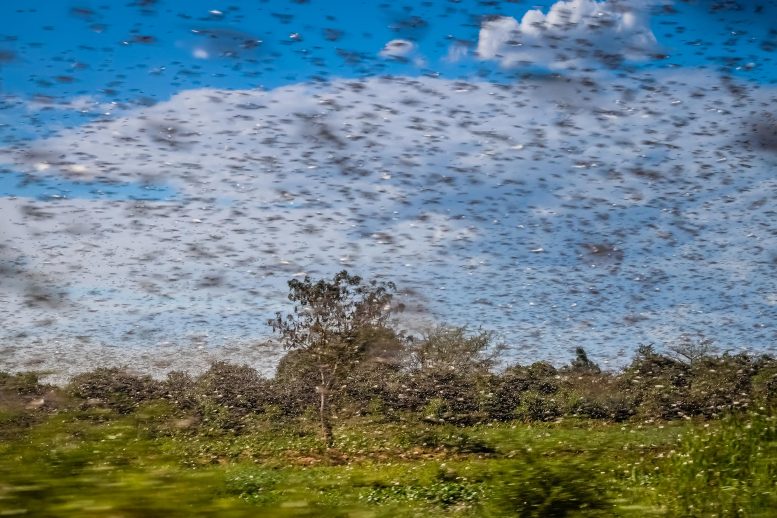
[1,403,775,516]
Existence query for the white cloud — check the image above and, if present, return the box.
[379,39,417,60]
[1,70,776,375]
[443,42,469,63]
[477,0,658,70]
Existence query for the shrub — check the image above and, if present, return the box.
[561,374,636,421]
[338,360,404,419]
[680,354,757,417]
[0,371,48,396]
[515,391,561,422]
[483,363,559,422]
[525,362,561,394]
[564,392,634,422]
[484,372,529,421]
[194,361,276,430]
[68,367,162,414]
[751,358,777,408]
[399,370,484,424]
[399,425,495,453]
[161,370,198,411]
[273,349,319,415]
[491,454,611,516]
[620,345,691,419]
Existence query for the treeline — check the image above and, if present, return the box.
[3,327,776,432]
[3,272,776,441]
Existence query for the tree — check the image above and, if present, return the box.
[408,326,497,374]
[667,334,717,366]
[269,271,397,446]
[567,347,601,374]
[404,326,500,423]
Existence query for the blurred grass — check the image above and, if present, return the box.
[1,403,775,516]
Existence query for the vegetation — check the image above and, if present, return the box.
[269,271,399,446]
[1,272,776,516]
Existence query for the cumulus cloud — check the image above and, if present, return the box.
[477,0,659,70]
[378,39,426,66]
[1,71,776,376]
[379,39,416,59]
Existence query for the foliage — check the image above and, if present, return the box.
[666,334,717,366]
[44,339,777,429]
[67,367,162,414]
[4,323,777,515]
[269,271,398,445]
[491,454,612,517]
[565,347,601,374]
[269,270,397,355]
[654,411,777,516]
[408,326,497,374]
[514,391,562,422]
[0,395,775,516]
[193,361,276,430]
[562,374,635,422]
[0,371,48,396]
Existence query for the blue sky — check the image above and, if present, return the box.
[1,1,774,100]
[1,0,775,374]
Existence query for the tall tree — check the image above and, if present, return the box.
[269,271,397,446]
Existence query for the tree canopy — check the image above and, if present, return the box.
[268,270,398,445]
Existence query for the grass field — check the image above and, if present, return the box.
[1,401,775,517]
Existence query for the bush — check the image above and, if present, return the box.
[68,367,162,414]
[161,370,198,411]
[491,455,611,516]
[0,371,48,396]
[561,374,636,422]
[565,392,634,422]
[484,372,529,422]
[194,362,276,430]
[515,391,561,422]
[751,358,777,408]
[399,370,485,424]
[620,345,691,419]
[273,349,320,415]
[399,425,495,453]
[338,361,404,419]
[679,354,757,417]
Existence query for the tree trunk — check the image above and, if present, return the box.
[318,368,334,448]
[319,388,334,448]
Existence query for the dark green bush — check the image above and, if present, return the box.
[161,370,198,411]
[0,371,48,396]
[398,370,485,424]
[620,345,692,419]
[491,455,611,517]
[680,354,757,417]
[67,367,162,414]
[194,361,276,430]
[515,391,561,422]
[273,349,320,415]
[752,364,777,408]
[565,392,634,421]
[484,372,530,421]
[399,425,495,453]
[483,363,560,422]
[561,374,636,421]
